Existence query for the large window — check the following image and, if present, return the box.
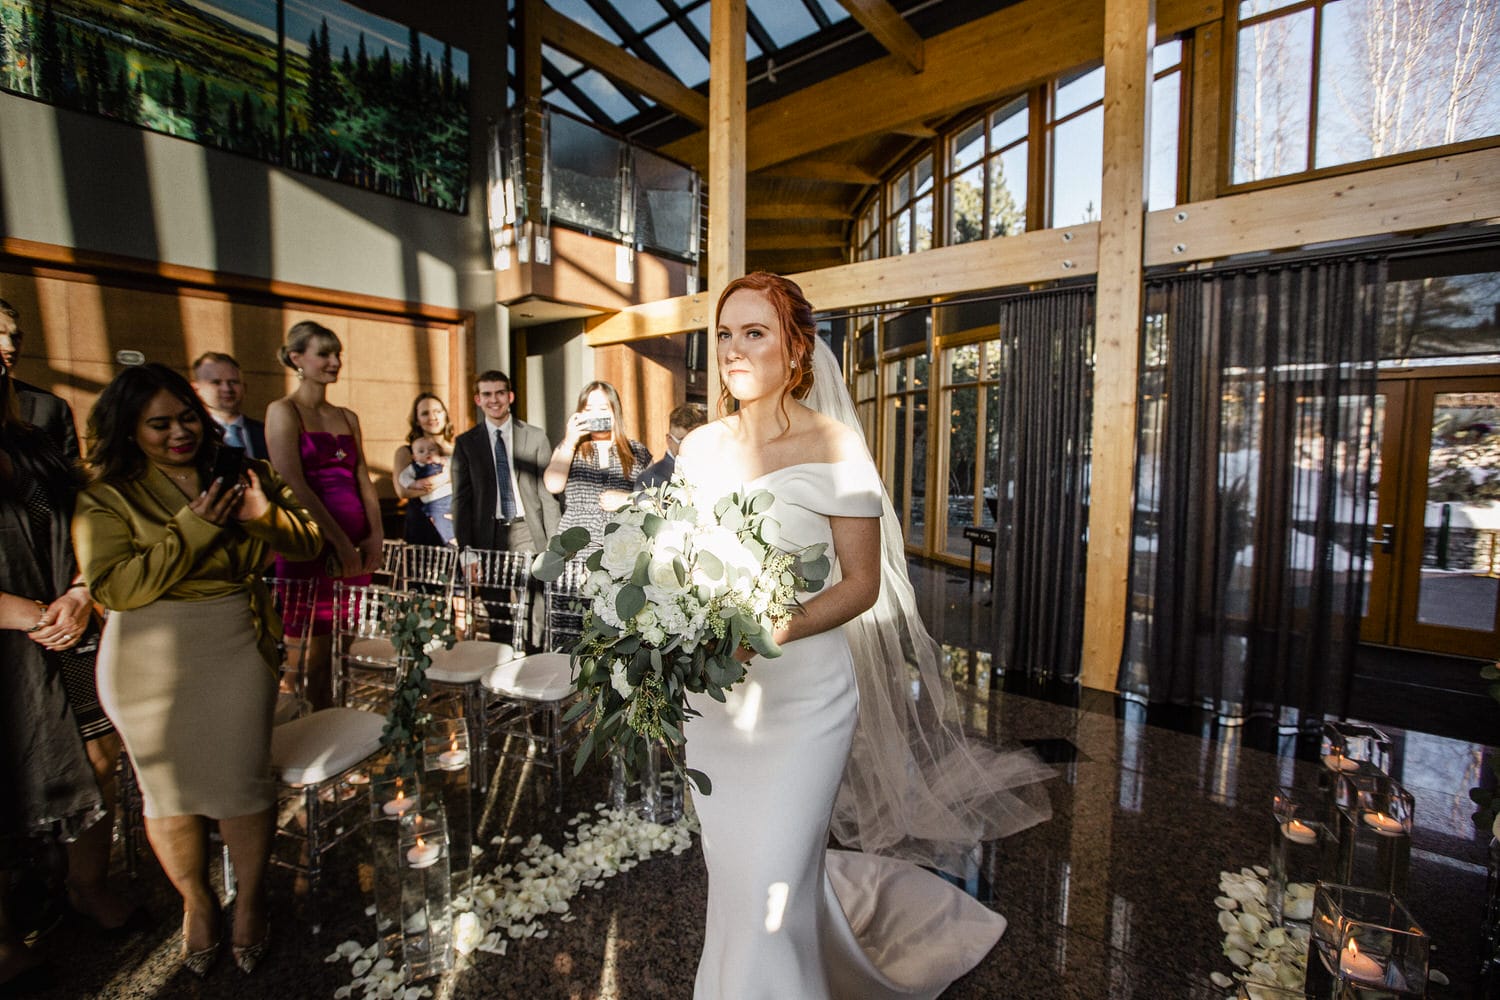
[937,340,1002,558]
[947,96,1029,244]
[884,154,934,255]
[1048,64,1105,225]
[1150,40,1185,211]
[1232,0,1500,185]
[855,199,881,262]
[882,349,929,547]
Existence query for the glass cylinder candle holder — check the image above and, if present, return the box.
[368,766,422,955]
[609,743,683,826]
[1334,776,1414,897]
[398,805,454,983]
[1305,883,1427,1000]
[422,717,473,895]
[1320,722,1391,777]
[1271,786,1337,924]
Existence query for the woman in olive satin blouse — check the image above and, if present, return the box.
[73,363,320,977]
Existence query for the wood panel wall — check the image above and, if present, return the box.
[1,246,471,498]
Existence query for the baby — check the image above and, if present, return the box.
[398,435,455,544]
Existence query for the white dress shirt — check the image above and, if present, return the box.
[487,416,528,520]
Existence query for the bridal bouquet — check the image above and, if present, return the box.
[531,478,831,794]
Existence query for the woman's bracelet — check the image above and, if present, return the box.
[66,581,88,592]
[25,599,47,633]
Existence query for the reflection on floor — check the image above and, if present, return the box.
[12,562,1494,999]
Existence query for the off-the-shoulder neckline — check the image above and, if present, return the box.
[743,459,868,485]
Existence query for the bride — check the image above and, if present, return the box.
[676,272,1053,1000]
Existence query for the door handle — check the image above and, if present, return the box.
[1372,523,1396,554]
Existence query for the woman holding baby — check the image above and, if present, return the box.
[393,393,456,546]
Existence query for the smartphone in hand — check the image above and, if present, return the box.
[208,443,246,486]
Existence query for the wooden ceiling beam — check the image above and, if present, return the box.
[755,161,879,184]
[835,0,924,73]
[746,231,848,252]
[887,121,937,139]
[662,0,1221,173]
[539,7,710,126]
[746,202,854,220]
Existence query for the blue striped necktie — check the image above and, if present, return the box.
[494,429,518,520]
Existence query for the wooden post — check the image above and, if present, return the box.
[707,0,746,412]
[1080,0,1155,692]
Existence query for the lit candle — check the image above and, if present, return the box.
[1339,938,1384,983]
[1280,819,1317,845]
[1323,752,1359,772]
[437,736,469,771]
[1362,811,1406,836]
[382,781,416,817]
[406,835,441,869]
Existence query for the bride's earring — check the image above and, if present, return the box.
[296,367,304,380]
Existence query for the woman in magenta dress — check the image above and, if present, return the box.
[264,321,383,710]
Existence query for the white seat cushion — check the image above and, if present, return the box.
[347,637,398,663]
[481,652,576,702]
[427,640,516,685]
[271,707,386,785]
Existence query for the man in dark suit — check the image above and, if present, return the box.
[191,351,267,459]
[451,370,560,647]
[640,402,708,488]
[0,298,80,462]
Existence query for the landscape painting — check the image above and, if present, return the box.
[0,0,469,213]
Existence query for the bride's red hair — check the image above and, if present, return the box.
[714,272,816,416]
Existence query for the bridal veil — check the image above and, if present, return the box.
[804,337,1053,874]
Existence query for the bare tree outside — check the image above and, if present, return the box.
[1234,0,1500,183]
[1320,0,1500,167]
[1234,10,1313,182]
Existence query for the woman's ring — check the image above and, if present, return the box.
[63,633,72,641]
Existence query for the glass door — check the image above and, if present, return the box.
[1363,373,1500,658]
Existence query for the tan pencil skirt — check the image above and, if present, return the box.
[97,591,276,819]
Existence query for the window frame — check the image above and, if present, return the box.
[1223,0,1500,194]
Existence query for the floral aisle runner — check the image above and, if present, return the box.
[328,804,699,999]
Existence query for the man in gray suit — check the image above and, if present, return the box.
[451,370,559,649]
[0,298,80,463]
[451,369,560,554]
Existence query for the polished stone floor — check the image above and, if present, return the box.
[10,563,1495,999]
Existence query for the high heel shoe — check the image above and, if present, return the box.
[231,922,270,975]
[180,909,222,979]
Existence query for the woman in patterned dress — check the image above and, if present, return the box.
[542,381,650,552]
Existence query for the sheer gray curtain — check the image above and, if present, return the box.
[990,286,1095,682]
[1120,258,1382,719]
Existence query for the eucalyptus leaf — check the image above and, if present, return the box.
[686,768,713,795]
[616,584,647,620]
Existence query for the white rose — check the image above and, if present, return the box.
[635,608,658,630]
[600,526,649,576]
[1493,811,1500,841]
[642,626,667,646]
[609,662,634,699]
[647,555,680,590]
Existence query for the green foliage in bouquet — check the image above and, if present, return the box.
[533,479,831,795]
[380,592,458,779]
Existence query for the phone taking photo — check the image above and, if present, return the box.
[208,443,245,486]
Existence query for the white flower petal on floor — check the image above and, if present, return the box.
[333,802,699,997]
[1212,867,1312,992]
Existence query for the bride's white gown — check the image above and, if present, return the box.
[684,459,1005,1000]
